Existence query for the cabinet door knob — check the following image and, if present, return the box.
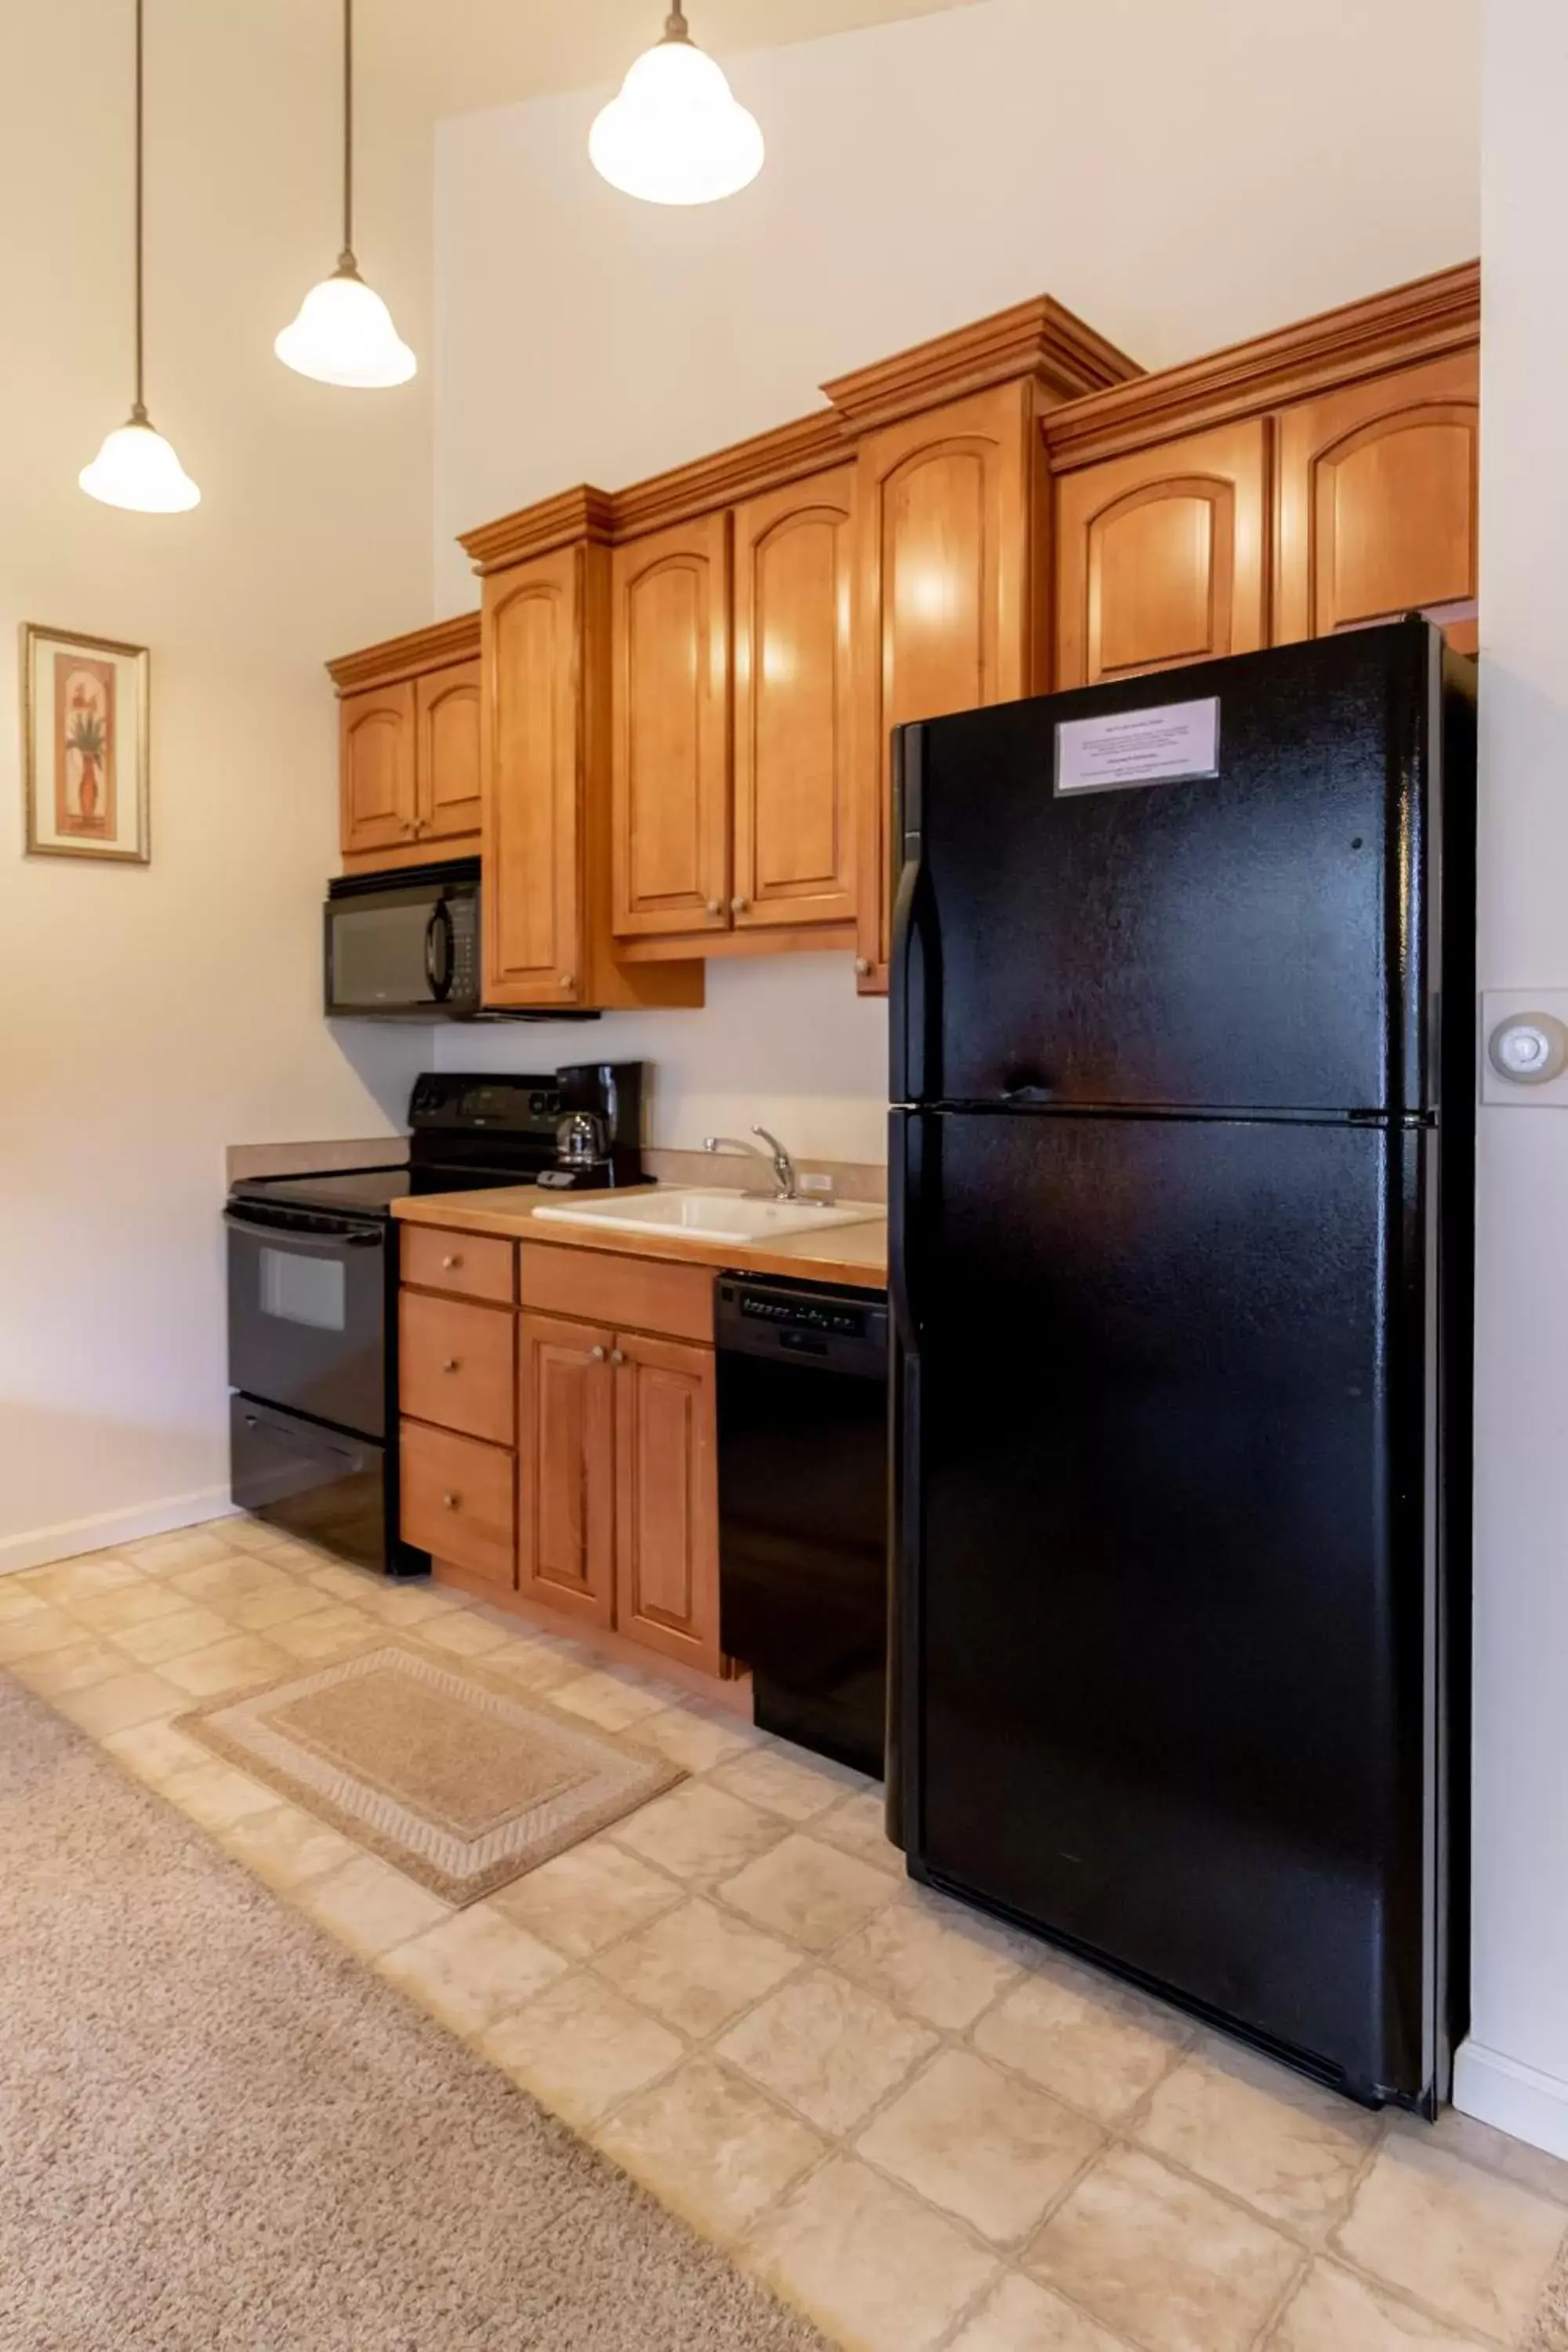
[731,895,750,914]
[441,1358,461,1374]
[441,1254,463,1270]
[609,1347,626,1367]
[558,975,575,990]
[441,1491,460,1511]
[854,956,871,977]
[590,1345,607,1363]
[703,898,722,916]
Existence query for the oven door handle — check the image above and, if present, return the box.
[223,1207,382,1246]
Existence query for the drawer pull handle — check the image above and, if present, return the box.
[441,1254,463,1271]
[441,1491,460,1512]
[609,1347,626,1367]
[441,1359,461,1374]
[589,1345,607,1363]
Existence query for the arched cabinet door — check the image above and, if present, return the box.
[482,548,583,1009]
[611,514,731,940]
[855,383,1036,992]
[732,468,858,932]
[416,659,481,844]
[1054,420,1269,690]
[339,683,416,855]
[1275,351,1479,651]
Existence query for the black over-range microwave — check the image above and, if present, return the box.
[325,858,597,1023]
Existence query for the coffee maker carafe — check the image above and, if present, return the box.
[538,1062,647,1190]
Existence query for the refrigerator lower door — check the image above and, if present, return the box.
[898,1106,1439,2107]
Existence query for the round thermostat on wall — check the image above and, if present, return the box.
[1488,1012,1568,1085]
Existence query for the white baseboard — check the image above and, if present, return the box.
[1454,2037,1568,2161]
[0,1488,236,1577]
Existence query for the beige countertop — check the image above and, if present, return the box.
[392,1185,888,1291]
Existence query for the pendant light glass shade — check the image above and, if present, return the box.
[275,264,416,388]
[80,411,200,512]
[81,0,199,514]
[590,5,764,206]
[279,0,416,388]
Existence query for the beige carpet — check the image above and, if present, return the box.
[181,1642,681,1904]
[0,1671,826,2352]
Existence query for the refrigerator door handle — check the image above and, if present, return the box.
[890,721,934,1105]
[886,1108,924,1855]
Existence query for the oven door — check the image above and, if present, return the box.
[324,877,479,1018]
[225,1202,387,1438]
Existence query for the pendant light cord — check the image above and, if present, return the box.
[339,0,355,270]
[664,2,690,38]
[132,0,146,420]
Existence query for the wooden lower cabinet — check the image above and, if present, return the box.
[402,1231,724,1675]
[517,1308,721,1670]
[401,1421,516,1592]
[517,1312,615,1628]
[613,1333,721,1673]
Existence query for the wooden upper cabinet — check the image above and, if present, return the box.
[1054,419,1269,690]
[731,469,858,932]
[482,546,583,1008]
[517,1311,615,1628]
[1275,351,1479,651]
[612,514,731,938]
[340,683,416,856]
[416,659,482,844]
[613,1331,720,1673]
[855,383,1037,989]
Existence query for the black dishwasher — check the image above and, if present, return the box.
[717,1276,889,1778]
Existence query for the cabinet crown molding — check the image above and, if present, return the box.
[821,293,1142,431]
[326,610,481,694]
[461,485,617,575]
[1046,259,1480,470]
[457,296,1141,572]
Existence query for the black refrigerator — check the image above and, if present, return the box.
[887,619,1474,2114]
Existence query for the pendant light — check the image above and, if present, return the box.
[590,2,764,207]
[276,0,415,389]
[80,0,199,513]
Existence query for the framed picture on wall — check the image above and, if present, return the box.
[20,622,151,863]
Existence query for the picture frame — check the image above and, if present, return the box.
[20,622,151,863]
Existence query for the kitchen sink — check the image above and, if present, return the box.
[531,1189,883,1243]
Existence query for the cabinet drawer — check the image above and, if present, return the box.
[519,1242,714,1345]
[400,1421,515,1588]
[401,1224,515,1305]
[400,1291,515,1444]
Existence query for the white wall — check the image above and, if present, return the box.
[1453,0,1568,2159]
[0,0,434,1567]
[433,0,1479,1152]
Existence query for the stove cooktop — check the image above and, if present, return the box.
[231,1164,543,1220]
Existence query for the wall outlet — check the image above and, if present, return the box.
[797,1171,835,1197]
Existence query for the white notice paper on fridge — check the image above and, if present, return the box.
[1055,696,1220,795]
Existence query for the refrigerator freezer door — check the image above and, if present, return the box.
[899,1106,1438,2103]
[893,624,1437,1116]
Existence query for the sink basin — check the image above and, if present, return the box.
[531,1188,883,1244]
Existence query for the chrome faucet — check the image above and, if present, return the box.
[702,1125,799,1201]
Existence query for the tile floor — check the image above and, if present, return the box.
[4,1517,1566,2352]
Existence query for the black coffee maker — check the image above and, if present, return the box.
[538,1062,647,1191]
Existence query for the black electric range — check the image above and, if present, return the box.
[226,1065,646,1574]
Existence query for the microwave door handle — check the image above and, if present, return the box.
[425,902,455,1003]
